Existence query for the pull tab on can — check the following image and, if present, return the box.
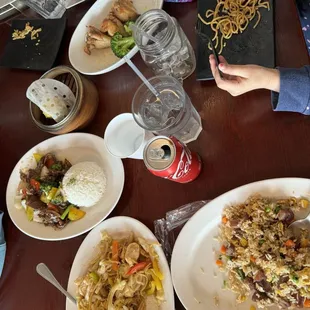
[144,137,176,171]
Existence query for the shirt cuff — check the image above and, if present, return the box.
[271,67,310,115]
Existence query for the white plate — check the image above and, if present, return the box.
[6,133,125,241]
[66,216,175,310]
[69,0,163,75]
[171,178,310,310]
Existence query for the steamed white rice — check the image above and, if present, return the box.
[63,161,106,208]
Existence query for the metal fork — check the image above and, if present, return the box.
[195,19,223,79]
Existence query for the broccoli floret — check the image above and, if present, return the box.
[124,21,135,36]
[111,32,135,58]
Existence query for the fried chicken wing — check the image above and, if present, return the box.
[101,13,126,36]
[84,26,111,55]
[111,0,138,22]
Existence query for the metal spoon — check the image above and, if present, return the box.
[288,211,310,236]
[36,263,76,305]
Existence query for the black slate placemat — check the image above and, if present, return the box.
[0,18,66,71]
[196,0,275,80]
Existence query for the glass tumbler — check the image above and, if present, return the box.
[132,76,202,144]
[23,0,66,19]
[133,9,196,81]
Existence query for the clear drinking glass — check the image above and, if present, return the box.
[132,76,202,144]
[133,9,196,81]
[23,0,66,19]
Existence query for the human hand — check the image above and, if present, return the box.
[209,55,280,96]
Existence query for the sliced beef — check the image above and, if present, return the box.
[63,159,72,171]
[252,291,268,302]
[257,279,272,293]
[291,293,304,308]
[38,210,68,229]
[229,218,240,228]
[254,270,266,282]
[278,275,289,285]
[26,195,46,210]
[244,277,255,290]
[278,209,294,224]
[278,298,291,309]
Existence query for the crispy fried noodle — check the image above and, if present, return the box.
[217,195,310,309]
[75,231,164,310]
[198,0,270,54]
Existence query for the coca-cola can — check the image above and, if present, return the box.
[143,136,202,183]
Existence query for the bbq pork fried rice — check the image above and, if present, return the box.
[217,196,310,309]
[75,231,164,310]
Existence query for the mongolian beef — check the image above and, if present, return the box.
[217,195,310,309]
[15,153,85,229]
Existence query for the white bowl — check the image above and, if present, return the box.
[69,0,163,75]
[6,133,125,241]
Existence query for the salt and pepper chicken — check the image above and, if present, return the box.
[84,0,138,56]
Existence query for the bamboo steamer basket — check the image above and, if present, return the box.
[30,66,99,134]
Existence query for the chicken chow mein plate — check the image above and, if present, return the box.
[171,178,310,310]
[66,216,174,310]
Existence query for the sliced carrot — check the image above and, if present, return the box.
[112,240,119,271]
[220,245,227,254]
[216,259,223,267]
[250,255,256,263]
[284,239,295,248]
[304,299,310,308]
[222,216,228,224]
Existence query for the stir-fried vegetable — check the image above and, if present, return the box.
[30,178,40,191]
[126,261,150,275]
[68,207,85,221]
[17,153,86,230]
[75,231,164,310]
[112,240,119,271]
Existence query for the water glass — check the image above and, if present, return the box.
[132,76,202,144]
[23,0,66,19]
[133,9,196,81]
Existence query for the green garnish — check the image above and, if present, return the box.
[265,207,271,213]
[68,178,76,186]
[236,269,245,280]
[259,239,265,246]
[292,274,299,283]
[50,163,62,171]
[274,205,281,214]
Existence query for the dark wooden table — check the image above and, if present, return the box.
[0,1,309,309]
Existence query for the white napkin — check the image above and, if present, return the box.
[26,78,76,122]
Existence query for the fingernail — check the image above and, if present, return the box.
[219,63,225,69]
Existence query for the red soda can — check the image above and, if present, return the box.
[143,136,202,183]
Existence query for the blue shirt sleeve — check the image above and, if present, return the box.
[271,66,310,115]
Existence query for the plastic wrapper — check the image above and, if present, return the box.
[26,78,75,122]
[154,200,209,262]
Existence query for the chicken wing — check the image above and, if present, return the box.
[84,26,111,55]
[111,0,138,22]
[101,13,126,36]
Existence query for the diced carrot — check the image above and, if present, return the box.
[222,216,228,224]
[112,240,119,271]
[216,259,223,267]
[304,299,310,308]
[220,245,227,254]
[250,255,256,263]
[284,239,295,248]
